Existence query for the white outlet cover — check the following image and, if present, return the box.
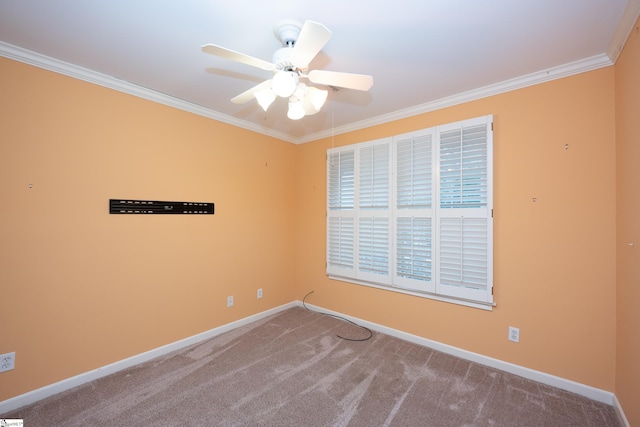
[508,327,520,342]
[0,352,15,372]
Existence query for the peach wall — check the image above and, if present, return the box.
[0,57,297,401]
[0,44,625,410]
[295,68,617,392]
[615,19,640,426]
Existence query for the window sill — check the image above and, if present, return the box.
[328,275,495,311]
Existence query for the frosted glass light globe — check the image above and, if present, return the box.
[272,71,299,98]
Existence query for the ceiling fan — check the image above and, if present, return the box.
[201,19,373,120]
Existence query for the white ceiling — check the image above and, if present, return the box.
[1,1,639,143]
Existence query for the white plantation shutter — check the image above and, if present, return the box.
[327,151,355,210]
[440,123,488,208]
[357,141,391,284]
[359,144,389,210]
[327,149,356,277]
[436,117,493,302]
[395,216,433,288]
[327,115,493,308]
[358,216,389,276]
[438,217,490,301]
[396,134,432,209]
[327,217,354,270]
[393,131,435,292]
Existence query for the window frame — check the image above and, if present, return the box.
[326,115,494,310]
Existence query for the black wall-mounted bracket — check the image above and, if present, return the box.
[109,199,214,215]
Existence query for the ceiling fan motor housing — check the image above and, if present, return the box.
[273,19,302,46]
[272,47,296,71]
[272,20,303,71]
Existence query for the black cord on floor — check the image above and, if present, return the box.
[302,291,373,342]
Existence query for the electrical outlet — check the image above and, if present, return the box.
[227,296,234,307]
[0,352,15,372]
[508,327,520,343]
[257,288,263,299]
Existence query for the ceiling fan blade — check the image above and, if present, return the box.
[201,44,275,71]
[289,21,332,69]
[308,70,373,91]
[230,80,273,104]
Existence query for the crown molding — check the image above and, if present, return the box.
[295,53,613,144]
[0,33,625,146]
[295,1,640,144]
[0,41,296,144]
[607,0,640,62]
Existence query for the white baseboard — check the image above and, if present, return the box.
[0,302,296,415]
[613,394,631,427]
[0,300,627,426]
[298,302,617,406]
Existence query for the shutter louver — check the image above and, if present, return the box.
[440,124,487,209]
[328,217,355,270]
[396,217,432,282]
[440,217,488,289]
[359,144,389,210]
[328,151,354,211]
[358,217,389,276]
[397,135,432,209]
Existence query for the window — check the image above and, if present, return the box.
[327,115,493,309]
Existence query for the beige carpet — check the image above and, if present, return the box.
[2,307,621,426]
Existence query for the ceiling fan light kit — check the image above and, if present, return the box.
[287,98,306,120]
[285,83,328,119]
[306,86,328,112]
[254,87,277,111]
[272,70,299,98]
[201,19,373,121]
